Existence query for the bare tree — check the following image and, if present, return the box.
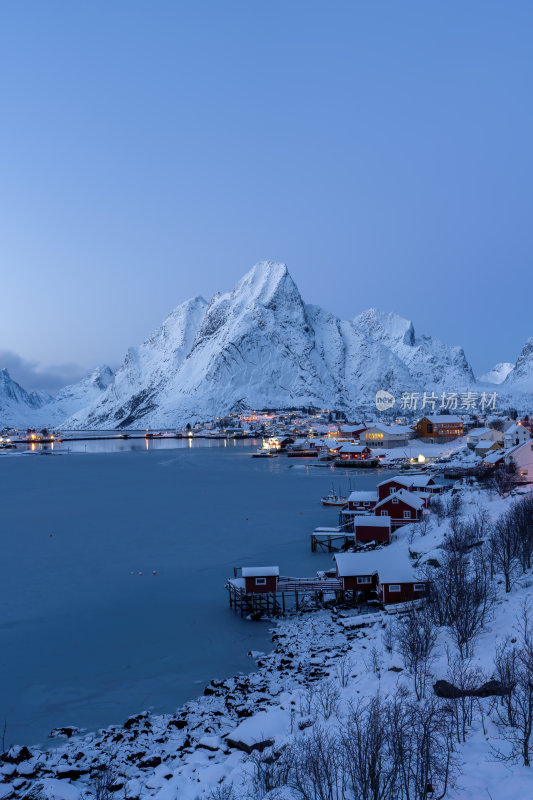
[445,657,487,743]
[490,512,520,593]
[493,602,533,766]
[395,604,438,699]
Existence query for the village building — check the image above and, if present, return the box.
[360,423,415,449]
[334,443,372,461]
[505,439,533,481]
[414,415,463,442]
[467,427,504,449]
[334,552,427,604]
[474,439,503,458]
[241,567,279,594]
[346,490,379,512]
[376,475,442,502]
[352,515,391,544]
[374,489,425,526]
[504,423,532,450]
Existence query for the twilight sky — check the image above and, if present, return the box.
[1,1,532,391]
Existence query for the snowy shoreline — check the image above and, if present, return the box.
[2,484,533,799]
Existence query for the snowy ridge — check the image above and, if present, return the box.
[478,362,515,385]
[0,369,53,427]
[64,262,479,429]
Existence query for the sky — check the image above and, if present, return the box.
[1,1,532,391]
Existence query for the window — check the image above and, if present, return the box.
[389,487,397,495]
[357,576,372,584]
[381,510,388,516]
[255,577,266,585]
[388,584,401,592]
[392,497,399,504]
[413,583,425,592]
[404,510,411,518]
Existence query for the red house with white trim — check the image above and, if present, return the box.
[374,489,425,526]
[242,566,279,594]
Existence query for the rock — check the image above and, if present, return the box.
[138,756,161,769]
[49,728,79,740]
[433,679,513,699]
[0,785,14,800]
[1,747,32,765]
[123,713,149,730]
[167,719,187,730]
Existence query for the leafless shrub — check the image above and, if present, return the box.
[312,679,340,720]
[207,782,237,800]
[445,657,487,743]
[335,653,352,688]
[493,601,533,766]
[394,604,437,699]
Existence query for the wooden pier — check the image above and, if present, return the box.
[310,527,354,552]
[227,575,344,617]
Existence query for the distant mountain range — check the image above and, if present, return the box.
[1,262,532,429]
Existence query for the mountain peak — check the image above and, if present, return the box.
[232,261,297,307]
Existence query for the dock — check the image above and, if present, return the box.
[227,575,344,616]
[310,527,354,552]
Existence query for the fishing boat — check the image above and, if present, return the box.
[320,485,348,506]
[251,449,278,458]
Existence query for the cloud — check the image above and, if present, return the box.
[0,350,88,394]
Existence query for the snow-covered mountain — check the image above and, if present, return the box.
[478,362,515,385]
[503,338,533,392]
[0,369,53,427]
[42,365,115,425]
[65,262,478,429]
[0,366,114,428]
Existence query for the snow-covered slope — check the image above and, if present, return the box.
[478,362,515,384]
[0,366,115,429]
[503,337,533,392]
[41,365,115,425]
[66,262,478,429]
[0,369,53,427]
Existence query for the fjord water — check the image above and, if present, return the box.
[0,442,392,746]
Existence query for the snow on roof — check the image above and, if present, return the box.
[352,516,391,528]
[423,415,463,424]
[338,444,369,453]
[335,550,418,583]
[334,553,379,577]
[468,427,491,437]
[377,475,434,489]
[483,450,505,464]
[365,423,413,435]
[374,488,425,510]
[242,566,279,578]
[347,491,378,502]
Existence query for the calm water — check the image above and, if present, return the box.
[0,443,392,746]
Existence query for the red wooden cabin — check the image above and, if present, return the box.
[352,515,391,544]
[374,489,425,526]
[242,566,279,594]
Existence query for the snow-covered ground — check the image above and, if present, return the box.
[2,481,532,800]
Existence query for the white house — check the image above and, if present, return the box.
[504,423,531,451]
[467,427,504,449]
[505,439,533,480]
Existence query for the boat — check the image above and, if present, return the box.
[320,485,348,506]
[251,450,278,458]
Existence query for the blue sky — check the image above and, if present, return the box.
[1,1,532,390]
